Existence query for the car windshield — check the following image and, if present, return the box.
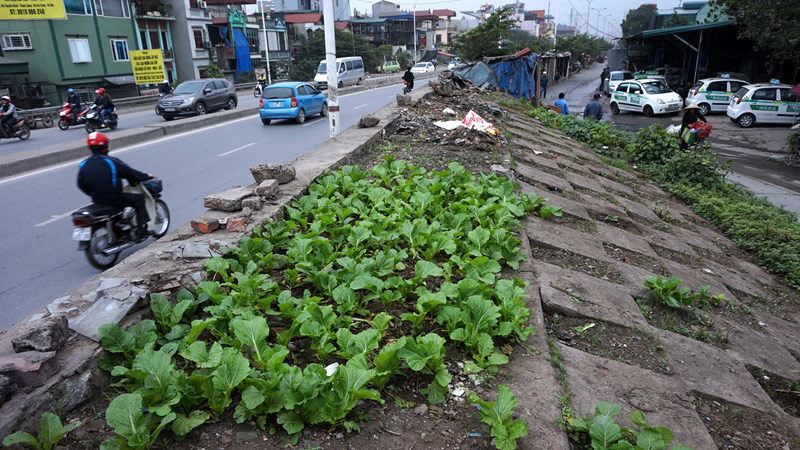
[692,81,704,90]
[642,81,671,94]
[173,81,204,94]
[611,72,633,80]
[414,63,427,68]
[385,61,396,65]
[262,87,295,99]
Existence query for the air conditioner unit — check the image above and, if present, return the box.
[198,1,207,8]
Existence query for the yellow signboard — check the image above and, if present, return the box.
[130,49,166,85]
[0,0,66,19]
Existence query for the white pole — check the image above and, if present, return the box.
[322,0,339,137]
[260,1,272,84]
[413,7,417,63]
[585,0,592,33]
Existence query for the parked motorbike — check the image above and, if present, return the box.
[58,103,88,130]
[0,113,31,141]
[71,178,170,269]
[84,103,118,133]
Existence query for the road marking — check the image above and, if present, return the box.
[353,103,368,110]
[218,142,255,157]
[34,211,74,227]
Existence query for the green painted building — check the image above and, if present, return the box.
[0,0,143,107]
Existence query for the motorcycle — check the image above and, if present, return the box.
[84,103,118,133]
[0,113,31,141]
[403,80,412,95]
[254,81,266,98]
[58,103,88,130]
[71,178,170,269]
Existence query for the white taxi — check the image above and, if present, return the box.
[610,79,683,117]
[727,83,800,128]
[686,77,749,115]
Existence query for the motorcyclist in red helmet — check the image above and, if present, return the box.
[77,132,154,237]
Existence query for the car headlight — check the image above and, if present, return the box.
[657,99,665,104]
[182,97,195,105]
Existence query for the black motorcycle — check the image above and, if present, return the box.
[71,179,170,269]
[84,103,118,133]
[0,113,31,141]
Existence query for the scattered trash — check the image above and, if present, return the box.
[324,362,339,376]
[573,323,596,337]
[702,268,716,275]
[434,120,464,131]
[533,150,543,155]
[467,432,483,438]
[665,124,680,135]
[442,107,456,115]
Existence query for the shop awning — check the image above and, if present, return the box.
[284,13,322,23]
[640,20,735,38]
[103,75,136,85]
[0,57,29,75]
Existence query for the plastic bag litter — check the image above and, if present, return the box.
[442,107,456,115]
[433,120,464,131]
[462,110,495,132]
[665,124,680,135]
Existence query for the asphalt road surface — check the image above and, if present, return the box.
[0,79,428,331]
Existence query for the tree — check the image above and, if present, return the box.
[376,44,394,64]
[710,0,800,63]
[621,4,656,37]
[395,49,412,69]
[664,11,691,28]
[451,6,518,61]
[555,33,612,59]
[288,29,379,81]
[201,61,224,78]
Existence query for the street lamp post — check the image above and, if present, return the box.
[259,0,273,84]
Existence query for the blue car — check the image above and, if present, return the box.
[259,82,328,125]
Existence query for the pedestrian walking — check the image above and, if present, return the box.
[540,72,549,99]
[554,93,569,115]
[599,67,609,92]
[583,94,603,120]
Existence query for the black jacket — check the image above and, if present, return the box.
[402,71,414,83]
[680,110,707,133]
[67,94,80,108]
[77,153,149,205]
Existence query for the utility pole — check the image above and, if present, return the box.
[585,0,592,33]
[322,0,339,137]
[412,2,417,63]
[259,0,273,84]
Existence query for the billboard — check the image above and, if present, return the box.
[130,49,166,85]
[0,0,66,20]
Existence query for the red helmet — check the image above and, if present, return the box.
[94,89,102,95]
[97,88,106,94]
[87,131,109,147]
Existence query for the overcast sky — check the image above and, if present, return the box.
[349,0,685,39]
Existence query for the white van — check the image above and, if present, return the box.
[314,57,365,89]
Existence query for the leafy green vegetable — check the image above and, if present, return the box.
[469,385,528,450]
[2,412,80,450]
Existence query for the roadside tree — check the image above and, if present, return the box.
[451,6,517,61]
[621,4,657,37]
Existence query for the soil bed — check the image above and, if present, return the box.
[635,297,730,348]
[747,366,800,419]
[602,242,668,276]
[528,239,627,285]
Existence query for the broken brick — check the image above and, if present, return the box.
[226,217,247,232]
[242,197,262,211]
[203,186,255,212]
[0,351,59,387]
[256,179,279,198]
[191,217,220,234]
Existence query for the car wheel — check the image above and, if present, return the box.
[320,103,328,117]
[698,103,711,116]
[195,102,206,115]
[338,81,343,88]
[643,105,654,117]
[610,103,620,115]
[163,115,175,121]
[226,97,237,110]
[261,118,271,125]
[356,78,363,85]
[295,108,306,124]
[738,113,755,128]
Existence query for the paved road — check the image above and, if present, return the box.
[552,64,800,216]
[0,79,427,331]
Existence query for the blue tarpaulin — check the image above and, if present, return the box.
[489,53,537,100]
[451,62,499,89]
[232,29,251,72]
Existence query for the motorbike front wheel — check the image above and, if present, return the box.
[152,199,170,238]
[85,228,119,270]
[58,119,70,130]
[16,125,30,140]
[85,120,96,133]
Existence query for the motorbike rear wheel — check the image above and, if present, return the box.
[85,120,96,133]
[58,119,70,131]
[17,125,30,140]
[85,228,119,270]
[153,199,170,238]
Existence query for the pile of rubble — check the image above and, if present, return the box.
[191,163,295,234]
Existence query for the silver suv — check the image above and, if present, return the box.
[156,78,237,121]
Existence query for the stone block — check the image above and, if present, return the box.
[171,242,220,259]
[0,374,16,404]
[357,113,380,128]
[256,179,279,197]
[250,163,296,185]
[46,296,78,316]
[490,164,513,179]
[191,216,220,234]
[204,186,255,212]
[226,217,247,232]
[396,94,413,106]
[70,285,147,341]
[11,314,69,353]
[241,197,262,211]
[0,351,59,388]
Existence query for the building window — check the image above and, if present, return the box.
[193,28,205,50]
[64,0,92,14]
[68,38,92,63]
[100,0,129,17]
[94,0,103,14]
[1,33,33,50]
[110,39,129,61]
[189,0,199,8]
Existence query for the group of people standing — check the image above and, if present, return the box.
[541,66,606,121]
